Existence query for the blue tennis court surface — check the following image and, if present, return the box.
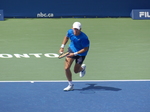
[0,81,149,112]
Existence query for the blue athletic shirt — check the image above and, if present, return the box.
[66,29,90,56]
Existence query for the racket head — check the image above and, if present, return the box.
[58,52,69,59]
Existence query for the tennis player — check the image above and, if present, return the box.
[59,22,90,91]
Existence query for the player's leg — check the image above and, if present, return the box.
[63,57,74,91]
[74,63,83,73]
[65,57,74,81]
[74,56,86,77]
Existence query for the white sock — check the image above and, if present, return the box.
[68,81,73,86]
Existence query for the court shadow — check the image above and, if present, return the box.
[74,84,122,92]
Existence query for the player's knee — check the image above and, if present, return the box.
[74,69,79,74]
[64,66,70,71]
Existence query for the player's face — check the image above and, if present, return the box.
[73,28,81,36]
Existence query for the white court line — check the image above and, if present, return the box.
[0,80,150,82]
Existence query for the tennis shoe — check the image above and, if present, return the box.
[79,64,86,77]
[63,85,74,91]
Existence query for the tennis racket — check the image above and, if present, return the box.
[58,52,70,59]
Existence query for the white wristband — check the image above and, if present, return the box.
[74,52,78,56]
[60,44,65,48]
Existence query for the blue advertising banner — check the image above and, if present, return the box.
[0,10,4,21]
[131,9,150,20]
[0,0,150,18]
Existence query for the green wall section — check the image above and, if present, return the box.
[0,18,150,80]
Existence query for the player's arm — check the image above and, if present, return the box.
[76,47,89,54]
[67,47,89,57]
[59,36,69,53]
[61,36,69,46]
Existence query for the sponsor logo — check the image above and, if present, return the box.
[37,12,54,18]
[139,12,150,18]
[131,9,150,20]
[0,53,59,58]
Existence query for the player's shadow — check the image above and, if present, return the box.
[74,84,122,92]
